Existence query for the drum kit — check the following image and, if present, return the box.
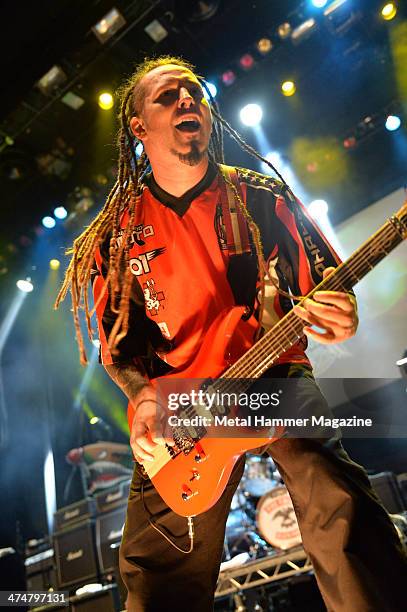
[222,454,302,569]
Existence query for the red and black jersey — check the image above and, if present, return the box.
[92,163,341,376]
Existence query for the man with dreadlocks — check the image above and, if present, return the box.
[56,56,406,611]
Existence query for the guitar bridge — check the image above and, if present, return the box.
[172,428,195,455]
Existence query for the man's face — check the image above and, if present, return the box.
[130,64,213,167]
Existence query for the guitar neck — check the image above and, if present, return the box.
[218,203,407,385]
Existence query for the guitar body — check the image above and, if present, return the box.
[147,436,272,517]
[127,306,277,517]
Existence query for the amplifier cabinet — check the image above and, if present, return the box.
[96,506,127,574]
[53,519,99,588]
[71,585,121,611]
[54,498,96,531]
[26,548,56,591]
[397,472,407,507]
[369,471,406,514]
[26,566,57,592]
[95,479,130,514]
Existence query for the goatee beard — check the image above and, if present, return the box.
[171,141,206,166]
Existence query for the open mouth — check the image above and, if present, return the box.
[175,119,200,132]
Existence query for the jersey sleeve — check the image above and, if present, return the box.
[273,187,342,296]
[239,168,354,304]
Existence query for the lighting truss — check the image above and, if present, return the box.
[215,547,313,598]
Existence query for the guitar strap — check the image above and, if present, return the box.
[218,164,258,314]
[218,164,252,256]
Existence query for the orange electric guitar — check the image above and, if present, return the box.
[127,202,407,517]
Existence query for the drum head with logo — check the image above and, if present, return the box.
[256,486,302,550]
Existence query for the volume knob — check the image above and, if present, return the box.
[190,469,200,481]
[181,487,193,501]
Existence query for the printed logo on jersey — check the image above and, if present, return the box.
[143,279,165,316]
[129,247,166,276]
[115,224,155,249]
[298,220,325,276]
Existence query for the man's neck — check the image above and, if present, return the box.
[149,156,209,198]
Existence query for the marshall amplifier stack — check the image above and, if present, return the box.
[26,478,131,610]
[53,497,98,589]
[95,479,130,576]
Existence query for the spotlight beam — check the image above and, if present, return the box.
[0,292,27,355]
[73,344,99,411]
[0,291,28,449]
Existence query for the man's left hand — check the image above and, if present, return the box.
[293,267,358,345]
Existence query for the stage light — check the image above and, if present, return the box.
[239,54,255,71]
[343,136,357,149]
[240,104,263,127]
[291,18,317,44]
[282,81,296,96]
[324,0,348,15]
[312,0,328,7]
[381,3,397,20]
[37,66,67,96]
[277,23,292,39]
[144,19,168,42]
[16,278,34,293]
[42,216,56,229]
[43,448,57,534]
[385,115,401,131]
[88,416,113,441]
[61,91,85,111]
[203,82,217,100]
[221,70,236,86]
[49,259,60,270]
[257,38,273,54]
[92,8,126,44]
[98,92,114,110]
[54,206,67,219]
[308,199,329,218]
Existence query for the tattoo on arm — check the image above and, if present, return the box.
[104,362,148,402]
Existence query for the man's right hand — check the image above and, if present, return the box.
[130,385,174,463]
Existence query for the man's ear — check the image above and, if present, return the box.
[130,116,147,141]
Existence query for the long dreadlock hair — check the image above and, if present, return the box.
[55,55,293,364]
